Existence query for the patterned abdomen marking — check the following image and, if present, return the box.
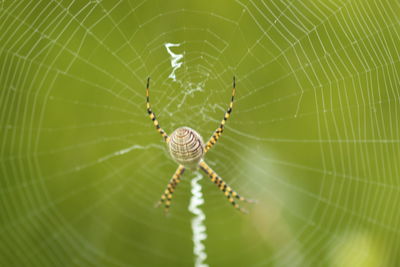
[168,127,204,168]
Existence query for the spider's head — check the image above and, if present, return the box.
[168,127,204,169]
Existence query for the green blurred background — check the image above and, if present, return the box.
[1,0,400,266]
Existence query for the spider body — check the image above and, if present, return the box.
[146,77,253,213]
[168,127,204,169]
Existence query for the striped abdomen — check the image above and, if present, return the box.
[168,127,204,168]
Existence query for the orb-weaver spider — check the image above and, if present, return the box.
[146,77,253,213]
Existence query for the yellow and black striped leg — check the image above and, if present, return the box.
[199,160,251,213]
[156,165,185,213]
[204,76,236,153]
[146,77,170,142]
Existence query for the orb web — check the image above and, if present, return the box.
[1,0,399,266]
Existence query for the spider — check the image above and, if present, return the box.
[146,77,253,213]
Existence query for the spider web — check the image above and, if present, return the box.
[1,0,400,266]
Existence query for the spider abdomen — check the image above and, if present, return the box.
[168,127,204,168]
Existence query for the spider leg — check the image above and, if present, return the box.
[156,165,185,213]
[204,76,236,154]
[199,160,252,213]
[146,78,170,143]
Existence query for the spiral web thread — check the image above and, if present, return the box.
[188,172,209,267]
